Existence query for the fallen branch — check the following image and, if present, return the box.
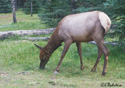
[23,37,50,41]
[89,41,120,46]
[0,28,55,40]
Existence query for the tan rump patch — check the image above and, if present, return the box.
[99,12,111,33]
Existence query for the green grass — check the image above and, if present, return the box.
[0,11,125,88]
[0,40,125,88]
[0,11,47,31]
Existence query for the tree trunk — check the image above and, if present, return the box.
[12,0,17,23]
[15,0,17,10]
[31,0,33,17]
[23,37,50,41]
[71,0,77,13]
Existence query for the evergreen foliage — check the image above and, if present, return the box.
[0,0,11,13]
[103,0,125,40]
[23,0,41,14]
[38,0,71,27]
[38,0,125,41]
[38,0,107,27]
[17,0,26,8]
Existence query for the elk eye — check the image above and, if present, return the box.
[43,55,46,60]
[45,50,49,54]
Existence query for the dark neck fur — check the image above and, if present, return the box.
[44,30,62,53]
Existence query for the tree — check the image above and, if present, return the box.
[38,0,124,42]
[23,0,40,14]
[17,0,26,8]
[38,0,71,27]
[31,0,33,17]
[38,0,107,27]
[0,0,11,13]
[12,0,17,23]
[103,0,125,41]
[70,0,77,13]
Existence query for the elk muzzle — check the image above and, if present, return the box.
[39,61,45,69]
[39,58,49,69]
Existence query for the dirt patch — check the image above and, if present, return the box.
[0,14,12,19]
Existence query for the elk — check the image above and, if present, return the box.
[35,11,111,76]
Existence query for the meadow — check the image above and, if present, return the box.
[0,11,125,88]
[0,11,47,31]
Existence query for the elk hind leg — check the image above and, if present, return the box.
[91,46,103,72]
[101,44,109,76]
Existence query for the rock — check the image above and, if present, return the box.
[48,81,56,86]
[53,71,59,74]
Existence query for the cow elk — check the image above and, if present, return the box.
[35,11,111,76]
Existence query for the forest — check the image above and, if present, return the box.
[0,0,125,88]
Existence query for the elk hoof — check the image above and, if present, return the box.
[53,70,59,74]
[91,68,96,72]
[81,66,84,70]
[39,66,45,69]
[102,72,107,76]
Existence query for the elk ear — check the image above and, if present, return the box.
[34,44,42,49]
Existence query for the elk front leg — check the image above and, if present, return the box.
[54,40,72,74]
[76,43,84,70]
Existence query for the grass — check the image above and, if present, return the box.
[0,11,125,88]
[0,11,47,31]
[0,39,125,88]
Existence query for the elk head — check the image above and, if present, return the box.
[34,44,51,69]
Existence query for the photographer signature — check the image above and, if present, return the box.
[101,82,122,87]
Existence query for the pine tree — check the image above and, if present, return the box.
[0,0,11,13]
[23,0,40,14]
[103,0,125,40]
[17,0,26,8]
[38,0,71,27]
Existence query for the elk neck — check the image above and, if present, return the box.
[44,29,62,53]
